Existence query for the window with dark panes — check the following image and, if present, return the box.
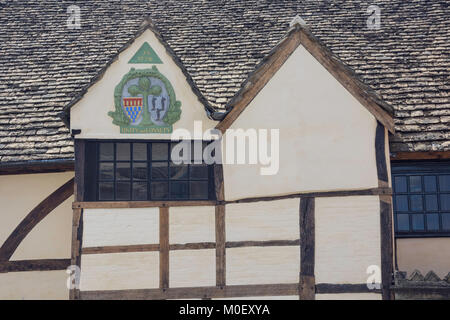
[392,162,450,237]
[84,141,215,201]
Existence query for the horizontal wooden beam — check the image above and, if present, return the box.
[226,239,300,248]
[315,283,382,294]
[81,282,382,299]
[73,200,216,209]
[391,151,450,161]
[81,283,299,300]
[82,239,300,255]
[0,161,74,176]
[82,244,160,254]
[75,188,391,210]
[0,259,71,273]
[223,187,391,205]
[170,242,215,251]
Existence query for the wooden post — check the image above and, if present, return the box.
[299,197,315,300]
[74,140,86,201]
[69,208,83,300]
[70,139,86,300]
[380,196,394,300]
[214,163,226,287]
[375,121,389,187]
[375,122,394,300]
[215,204,226,287]
[159,207,169,289]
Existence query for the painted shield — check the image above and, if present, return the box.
[109,67,182,133]
[121,77,170,126]
[122,97,143,124]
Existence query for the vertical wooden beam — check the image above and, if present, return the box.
[69,208,83,300]
[214,163,226,287]
[375,121,389,187]
[299,197,315,300]
[74,139,86,202]
[380,196,394,300]
[159,207,169,289]
[215,204,226,287]
[70,139,86,300]
[375,121,394,300]
[214,163,225,202]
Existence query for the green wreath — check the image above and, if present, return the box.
[108,66,182,127]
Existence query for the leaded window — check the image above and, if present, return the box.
[84,141,215,201]
[392,162,450,237]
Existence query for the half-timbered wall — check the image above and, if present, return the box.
[222,45,379,201]
[77,202,301,298]
[69,29,393,300]
[218,44,391,299]
[0,172,74,299]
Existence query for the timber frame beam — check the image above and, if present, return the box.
[391,151,450,161]
[73,146,392,300]
[0,259,70,273]
[216,23,395,134]
[72,186,392,210]
[79,282,380,300]
[375,121,394,300]
[0,177,74,261]
[82,239,301,255]
[299,197,315,300]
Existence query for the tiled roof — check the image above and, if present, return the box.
[0,0,448,166]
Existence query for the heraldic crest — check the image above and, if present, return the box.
[108,66,182,133]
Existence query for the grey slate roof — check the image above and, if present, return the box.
[0,0,449,166]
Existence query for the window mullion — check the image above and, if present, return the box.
[148,143,152,201]
[130,143,133,201]
[113,143,116,200]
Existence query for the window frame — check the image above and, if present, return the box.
[84,139,216,202]
[391,160,450,238]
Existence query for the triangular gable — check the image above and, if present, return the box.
[128,42,163,64]
[216,23,395,133]
[64,20,218,139]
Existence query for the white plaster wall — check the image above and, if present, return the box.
[70,29,216,140]
[0,270,69,300]
[315,196,381,284]
[226,246,300,285]
[170,206,215,244]
[170,249,216,288]
[0,172,74,260]
[82,208,159,247]
[80,252,159,291]
[223,45,378,200]
[226,199,299,242]
[396,238,450,278]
